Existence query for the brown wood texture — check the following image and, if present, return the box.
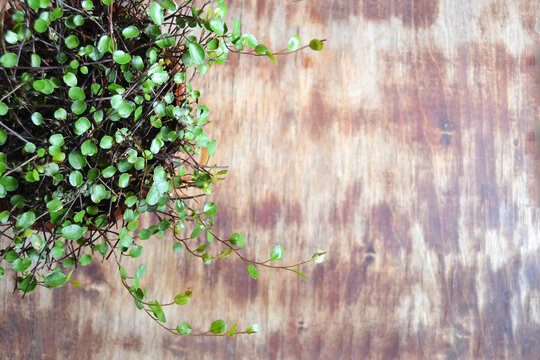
[1,0,539,359]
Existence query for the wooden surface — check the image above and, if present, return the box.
[1,0,539,359]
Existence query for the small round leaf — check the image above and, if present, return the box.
[113,50,132,64]
[287,35,301,51]
[62,224,85,240]
[209,320,227,334]
[270,245,284,262]
[122,26,140,38]
[74,117,91,135]
[65,35,80,49]
[309,39,324,51]
[16,212,35,229]
[247,264,258,279]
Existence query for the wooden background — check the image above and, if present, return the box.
[1,0,539,359]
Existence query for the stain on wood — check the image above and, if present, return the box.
[1,0,539,359]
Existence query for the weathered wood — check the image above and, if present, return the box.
[1,0,539,359]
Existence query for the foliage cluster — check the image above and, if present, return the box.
[0,0,325,336]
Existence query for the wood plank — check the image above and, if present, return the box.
[1,0,538,358]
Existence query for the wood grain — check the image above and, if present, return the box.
[1,0,539,359]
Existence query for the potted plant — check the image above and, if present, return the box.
[0,0,326,336]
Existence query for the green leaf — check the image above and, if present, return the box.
[287,35,301,51]
[30,54,41,67]
[173,242,183,253]
[0,130,6,146]
[81,140,97,156]
[312,250,327,264]
[0,176,18,192]
[44,271,67,288]
[0,211,10,224]
[49,134,64,146]
[24,142,36,153]
[33,79,54,94]
[188,42,205,65]
[195,244,207,253]
[16,212,35,229]
[156,36,175,48]
[62,258,76,268]
[29,233,44,250]
[233,18,240,35]
[176,322,192,335]
[90,184,106,203]
[100,136,114,149]
[62,224,85,240]
[71,100,87,115]
[97,35,111,53]
[93,109,104,122]
[0,102,8,116]
[122,26,140,38]
[149,301,166,322]
[217,2,228,17]
[145,185,161,206]
[73,210,86,223]
[210,319,227,334]
[226,323,237,336]
[11,9,25,23]
[118,173,130,188]
[270,245,284,261]
[34,18,48,33]
[69,87,86,101]
[203,202,217,215]
[102,166,116,178]
[73,117,91,135]
[65,35,80,49]
[82,0,94,10]
[210,19,226,36]
[134,298,143,309]
[51,246,64,259]
[46,199,63,212]
[54,108,67,121]
[309,39,324,51]
[160,0,176,11]
[247,264,258,279]
[12,258,32,272]
[111,94,123,109]
[219,249,232,259]
[207,38,219,50]
[0,52,18,67]
[207,140,217,156]
[149,2,164,26]
[79,254,92,266]
[136,264,146,279]
[129,245,143,258]
[87,168,99,180]
[4,250,18,262]
[255,44,268,55]
[113,50,132,64]
[246,324,259,334]
[69,171,83,187]
[117,102,134,118]
[20,276,37,292]
[174,290,191,305]
[266,52,278,66]
[4,31,19,44]
[292,269,310,280]
[68,151,87,169]
[230,232,245,247]
[131,56,144,70]
[119,267,127,279]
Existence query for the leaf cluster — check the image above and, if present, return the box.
[0,0,325,336]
